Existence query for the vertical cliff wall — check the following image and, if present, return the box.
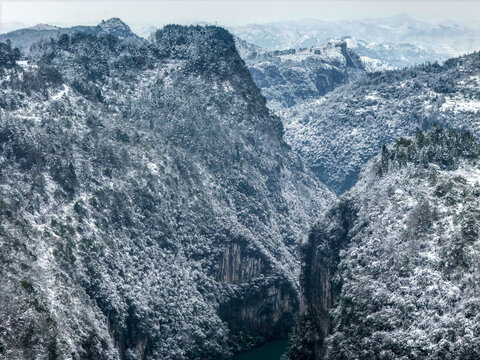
[291,128,480,359]
[291,200,358,360]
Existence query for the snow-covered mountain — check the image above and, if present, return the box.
[0,24,334,359]
[231,14,480,67]
[236,38,367,111]
[282,51,480,194]
[0,18,143,54]
[292,127,480,359]
[342,36,431,68]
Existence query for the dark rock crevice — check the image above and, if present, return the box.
[291,200,358,359]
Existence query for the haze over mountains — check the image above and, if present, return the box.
[4,13,480,68]
[231,14,480,67]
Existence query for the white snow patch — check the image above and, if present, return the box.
[51,84,70,100]
[17,60,38,70]
[344,37,358,49]
[350,128,360,136]
[222,81,234,93]
[147,162,159,175]
[441,96,480,114]
[361,56,395,72]
[450,164,480,185]
[365,92,381,101]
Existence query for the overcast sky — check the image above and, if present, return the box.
[1,0,479,29]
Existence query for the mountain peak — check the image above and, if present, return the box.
[29,23,60,31]
[154,25,235,48]
[98,17,134,37]
[153,25,239,75]
[323,38,345,48]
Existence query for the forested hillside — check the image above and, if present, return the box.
[0,24,334,359]
[292,127,480,359]
[282,52,480,193]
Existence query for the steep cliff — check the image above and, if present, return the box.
[236,38,366,112]
[0,24,334,359]
[292,127,480,359]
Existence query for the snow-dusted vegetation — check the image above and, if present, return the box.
[2,11,480,360]
[0,23,334,359]
[291,127,480,360]
[282,51,480,194]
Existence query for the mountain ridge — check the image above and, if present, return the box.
[0,18,143,54]
[230,15,480,69]
[282,50,480,194]
[0,23,334,359]
[236,38,367,112]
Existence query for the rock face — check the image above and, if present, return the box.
[0,24,334,359]
[292,128,480,359]
[283,51,480,194]
[216,243,265,284]
[236,38,366,112]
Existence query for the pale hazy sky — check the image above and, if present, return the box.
[1,0,479,28]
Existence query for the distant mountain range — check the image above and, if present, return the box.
[0,18,143,53]
[231,14,480,67]
[0,22,29,34]
[341,36,432,68]
[4,14,479,68]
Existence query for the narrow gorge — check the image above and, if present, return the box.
[1,5,480,360]
[292,128,480,359]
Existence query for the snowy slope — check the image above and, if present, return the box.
[0,25,334,359]
[292,128,480,359]
[343,35,429,68]
[282,51,480,194]
[236,38,367,111]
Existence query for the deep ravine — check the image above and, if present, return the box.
[291,128,480,360]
